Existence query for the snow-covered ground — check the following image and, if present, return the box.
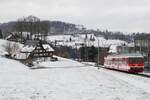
[36,57,84,68]
[0,39,150,100]
[1,56,150,100]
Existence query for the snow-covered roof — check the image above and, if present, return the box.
[109,45,118,53]
[21,45,35,53]
[106,53,143,58]
[42,44,54,52]
[6,32,31,40]
[21,40,54,53]
[21,44,54,53]
[5,34,13,40]
[127,42,135,47]
[21,40,39,53]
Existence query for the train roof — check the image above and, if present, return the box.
[106,53,143,59]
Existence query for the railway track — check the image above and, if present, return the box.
[81,62,150,78]
[130,73,150,78]
[99,66,150,78]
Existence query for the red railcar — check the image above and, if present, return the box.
[104,53,144,73]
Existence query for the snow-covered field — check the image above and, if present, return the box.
[0,39,150,100]
[1,55,150,100]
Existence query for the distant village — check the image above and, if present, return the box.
[0,16,150,70]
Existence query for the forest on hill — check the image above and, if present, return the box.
[0,15,145,42]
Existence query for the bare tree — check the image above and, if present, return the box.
[4,41,12,56]
[4,41,20,57]
[15,15,49,40]
[14,17,25,42]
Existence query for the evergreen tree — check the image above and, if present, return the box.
[88,46,97,62]
[0,29,3,38]
[79,47,85,61]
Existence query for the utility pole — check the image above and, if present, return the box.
[97,39,100,69]
[84,33,88,62]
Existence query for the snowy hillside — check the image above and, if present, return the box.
[47,34,127,48]
[1,55,150,100]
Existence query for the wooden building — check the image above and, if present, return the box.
[21,40,54,59]
[6,33,23,43]
[6,32,30,43]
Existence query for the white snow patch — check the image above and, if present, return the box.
[42,44,54,52]
[37,57,84,68]
[21,45,35,53]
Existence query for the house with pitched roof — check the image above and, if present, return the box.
[15,40,54,61]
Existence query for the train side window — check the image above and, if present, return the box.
[129,58,143,64]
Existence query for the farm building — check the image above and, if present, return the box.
[6,32,23,43]
[15,40,54,61]
[6,32,30,43]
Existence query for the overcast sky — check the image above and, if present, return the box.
[0,0,150,32]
